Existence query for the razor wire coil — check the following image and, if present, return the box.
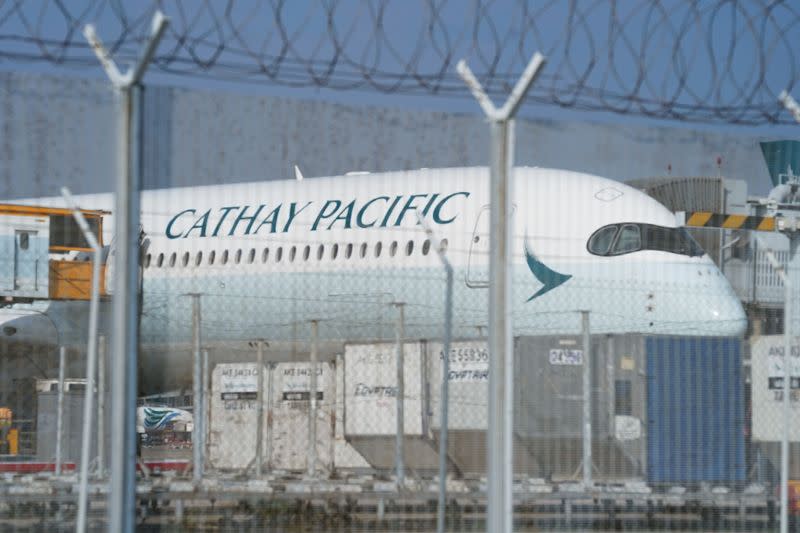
[0,0,797,125]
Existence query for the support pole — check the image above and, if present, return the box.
[308,320,319,478]
[62,187,102,533]
[457,51,545,533]
[97,335,106,478]
[755,234,793,533]
[581,311,592,488]
[417,214,454,533]
[266,361,274,469]
[189,294,203,484]
[394,303,406,489]
[255,341,265,477]
[202,349,209,471]
[777,91,800,533]
[83,12,168,533]
[55,345,65,476]
[782,245,793,533]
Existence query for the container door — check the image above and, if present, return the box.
[14,230,40,294]
[7,216,50,299]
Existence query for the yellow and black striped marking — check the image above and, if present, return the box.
[685,212,776,232]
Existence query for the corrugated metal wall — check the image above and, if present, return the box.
[0,71,775,199]
[646,337,745,483]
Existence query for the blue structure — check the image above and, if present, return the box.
[646,337,745,483]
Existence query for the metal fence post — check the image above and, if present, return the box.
[97,335,106,478]
[202,349,209,471]
[55,345,65,476]
[776,91,800,533]
[754,233,794,533]
[266,361,274,470]
[256,341,265,477]
[457,51,545,533]
[189,294,203,484]
[417,213,454,533]
[82,13,168,533]
[308,320,319,478]
[581,311,592,488]
[782,244,793,533]
[394,303,406,489]
[61,187,102,533]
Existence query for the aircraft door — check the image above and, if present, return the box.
[466,204,516,288]
[467,205,490,287]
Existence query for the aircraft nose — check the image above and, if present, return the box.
[705,275,747,336]
[0,310,58,346]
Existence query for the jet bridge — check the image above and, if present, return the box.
[0,204,109,304]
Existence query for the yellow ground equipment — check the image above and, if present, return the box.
[0,407,18,455]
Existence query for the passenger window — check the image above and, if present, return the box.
[235,249,242,264]
[276,247,283,262]
[144,254,151,268]
[289,246,296,262]
[208,250,216,265]
[169,253,177,267]
[262,248,269,263]
[375,242,382,258]
[406,240,414,256]
[389,241,398,257]
[221,250,229,264]
[612,225,641,255]
[157,253,164,267]
[588,225,618,256]
[331,243,339,260]
[248,248,255,263]
[422,239,430,255]
[345,243,353,259]
[360,243,367,258]
[182,252,189,267]
[195,251,203,266]
[317,244,324,260]
[303,245,310,261]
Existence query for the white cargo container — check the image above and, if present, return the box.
[428,340,489,431]
[750,335,800,442]
[270,362,334,471]
[344,342,423,436]
[208,363,268,470]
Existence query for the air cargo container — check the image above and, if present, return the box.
[424,335,745,483]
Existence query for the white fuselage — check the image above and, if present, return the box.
[2,167,746,391]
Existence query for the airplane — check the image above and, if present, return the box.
[0,166,746,393]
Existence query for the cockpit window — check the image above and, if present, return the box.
[614,224,641,255]
[587,223,705,257]
[587,225,618,255]
[642,225,704,256]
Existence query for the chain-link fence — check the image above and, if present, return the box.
[2,167,794,531]
[2,2,800,532]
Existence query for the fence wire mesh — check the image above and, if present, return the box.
[0,167,794,531]
[0,1,799,531]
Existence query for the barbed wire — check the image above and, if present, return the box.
[0,0,797,125]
